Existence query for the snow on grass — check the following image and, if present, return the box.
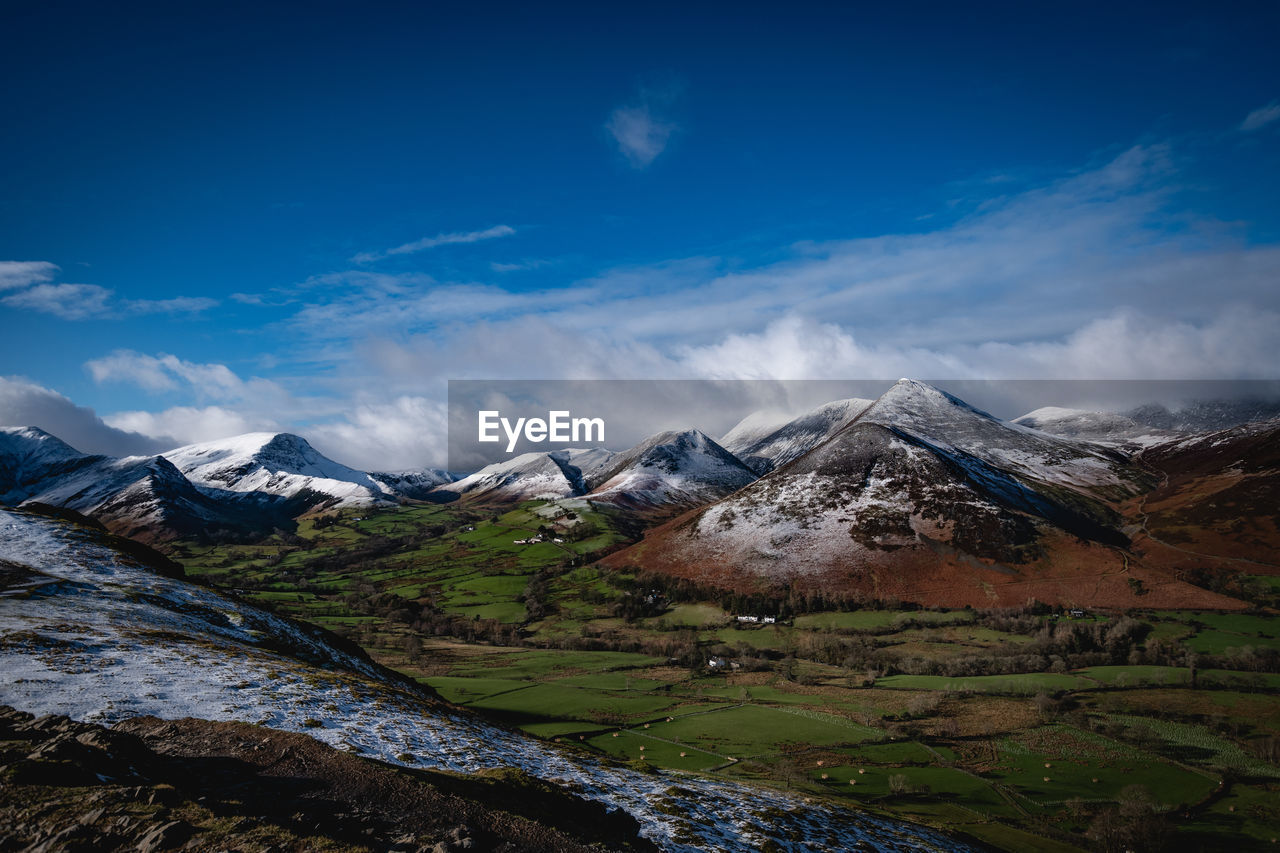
[0,508,966,853]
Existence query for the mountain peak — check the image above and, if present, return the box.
[1,422,85,450]
[585,428,756,510]
[860,379,997,428]
[0,426,93,490]
[162,431,384,506]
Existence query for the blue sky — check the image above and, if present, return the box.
[2,1,1279,469]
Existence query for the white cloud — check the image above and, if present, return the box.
[13,136,1275,472]
[490,258,549,273]
[0,375,168,456]
[352,224,516,264]
[85,350,288,404]
[675,315,966,379]
[0,261,60,291]
[671,307,1280,381]
[1241,101,1280,132]
[104,406,272,447]
[126,295,219,315]
[278,144,1280,369]
[3,283,115,320]
[306,396,448,471]
[0,275,217,320]
[606,103,676,168]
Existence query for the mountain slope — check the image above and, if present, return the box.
[368,468,457,500]
[0,427,90,498]
[721,398,873,475]
[0,506,970,853]
[0,707,652,853]
[586,429,758,510]
[1127,399,1280,433]
[1126,419,1280,572]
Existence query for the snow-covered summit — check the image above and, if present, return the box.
[854,380,1144,496]
[163,432,392,506]
[0,426,93,499]
[858,379,999,429]
[367,468,457,499]
[0,426,246,541]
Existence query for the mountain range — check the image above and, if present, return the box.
[1,380,1277,608]
[603,380,1278,609]
[0,427,455,542]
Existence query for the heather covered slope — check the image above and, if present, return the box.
[1126,419,1280,572]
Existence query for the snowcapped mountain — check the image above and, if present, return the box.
[1013,407,1176,447]
[855,380,1148,499]
[604,381,1240,610]
[720,398,873,475]
[442,431,757,511]
[441,447,617,502]
[1016,399,1280,447]
[0,506,968,853]
[586,429,758,510]
[0,427,256,542]
[163,432,397,507]
[0,427,461,540]
[0,427,88,497]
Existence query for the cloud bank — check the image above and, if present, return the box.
[6,137,1279,470]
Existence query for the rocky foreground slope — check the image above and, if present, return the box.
[0,706,650,853]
